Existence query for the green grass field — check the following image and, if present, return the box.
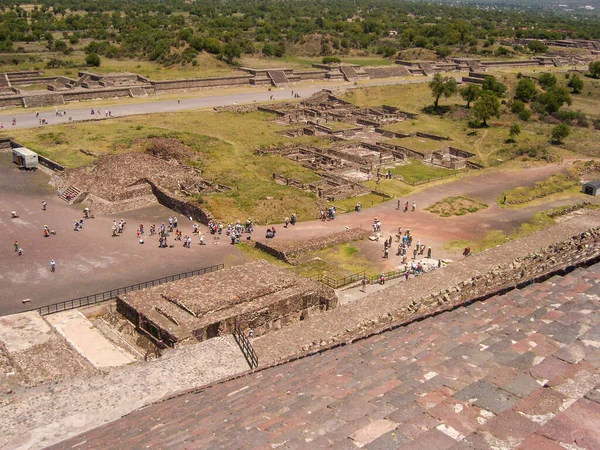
[391,160,459,184]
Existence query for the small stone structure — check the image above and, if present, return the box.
[255,228,372,264]
[427,146,476,169]
[117,260,338,347]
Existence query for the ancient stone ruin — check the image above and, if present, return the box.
[117,260,338,347]
[52,138,227,217]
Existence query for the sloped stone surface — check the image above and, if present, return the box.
[49,262,600,449]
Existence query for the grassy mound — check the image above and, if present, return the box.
[425,196,488,217]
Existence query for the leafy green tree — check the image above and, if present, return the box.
[551,124,570,144]
[460,84,480,108]
[537,86,572,114]
[514,78,537,102]
[221,42,241,64]
[436,46,451,58]
[473,91,500,126]
[509,123,521,140]
[518,108,532,121]
[429,73,458,110]
[510,99,525,114]
[495,46,511,56]
[85,53,101,67]
[567,74,584,94]
[538,73,557,90]
[482,75,507,97]
[589,61,600,79]
[203,37,222,55]
[527,40,547,53]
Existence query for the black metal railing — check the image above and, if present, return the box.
[233,319,259,369]
[308,267,410,289]
[35,263,224,316]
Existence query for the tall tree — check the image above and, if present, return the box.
[429,73,458,110]
[538,73,557,90]
[589,61,600,79]
[567,75,584,94]
[460,84,480,108]
[473,92,500,126]
[514,78,537,102]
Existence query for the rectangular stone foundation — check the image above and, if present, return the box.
[117,260,338,347]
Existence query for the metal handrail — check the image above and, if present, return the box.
[233,319,259,369]
[308,267,413,289]
[33,263,225,316]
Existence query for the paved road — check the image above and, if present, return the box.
[0,77,433,131]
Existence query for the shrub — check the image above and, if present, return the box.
[85,53,101,67]
[322,56,341,64]
[510,99,525,114]
[518,108,532,121]
[551,123,570,144]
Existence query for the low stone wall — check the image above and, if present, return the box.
[62,88,132,102]
[152,76,252,91]
[22,93,64,107]
[418,227,600,314]
[255,228,371,264]
[38,155,64,172]
[547,202,592,218]
[416,131,449,141]
[0,96,24,108]
[296,71,328,80]
[148,182,213,225]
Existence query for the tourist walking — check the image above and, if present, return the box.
[50,259,56,272]
[42,200,47,211]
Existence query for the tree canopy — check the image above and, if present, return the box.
[474,91,501,126]
[429,73,458,110]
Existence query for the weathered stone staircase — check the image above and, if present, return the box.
[60,185,84,204]
[267,70,290,87]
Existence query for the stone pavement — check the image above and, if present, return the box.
[0,335,249,450]
[50,261,600,449]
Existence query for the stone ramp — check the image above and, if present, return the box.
[267,70,290,86]
[467,60,483,72]
[128,86,147,97]
[45,310,137,368]
[340,65,359,81]
[49,263,600,449]
[419,62,435,76]
[0,312,97,393]
[0,334,249,450]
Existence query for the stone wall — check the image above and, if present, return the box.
[417,227,600,314]
[0,96,24,108]
[296,71,328,80]
[62,88,132,102]
[148,181,213,225]
[22,93,64,107]
[38,155,64,172]
[152,76,252,91]
[255,228,372,264]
